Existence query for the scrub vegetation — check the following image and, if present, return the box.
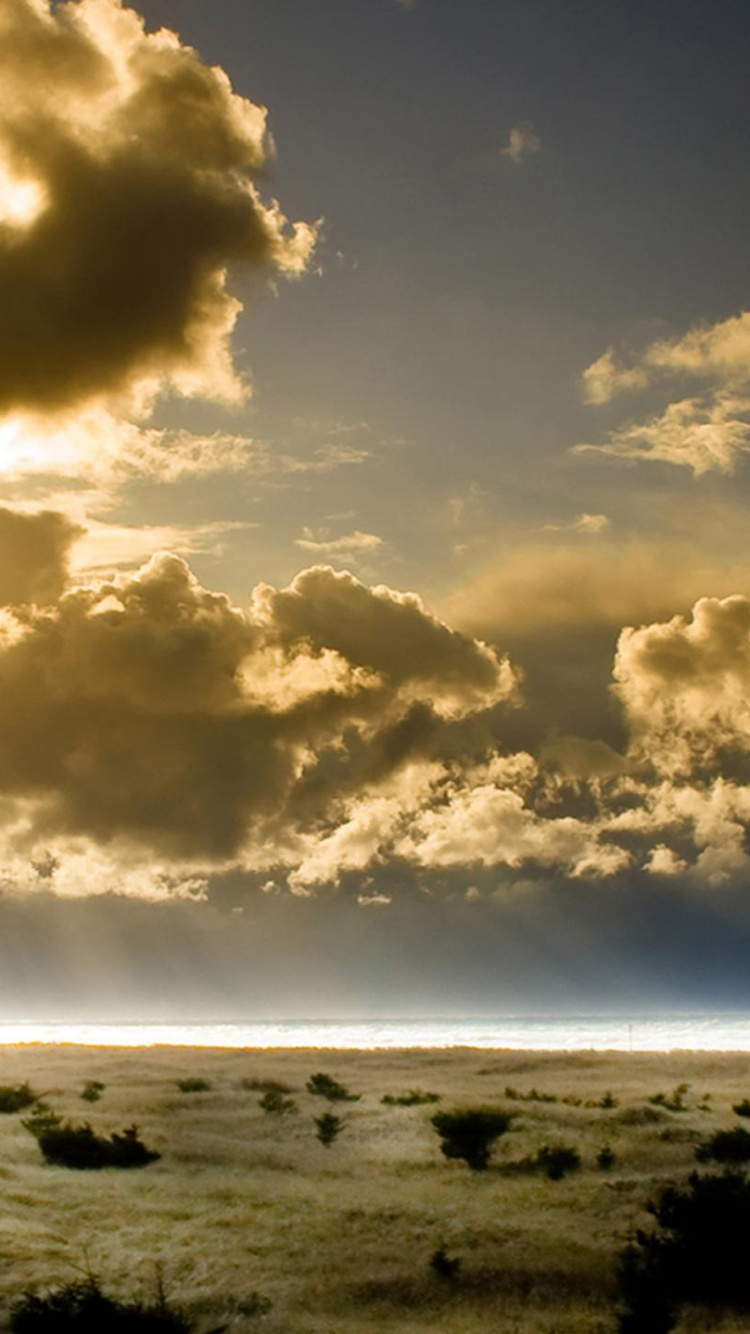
[0,1046,749,1332]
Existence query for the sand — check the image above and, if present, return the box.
[0,1045,748,1332]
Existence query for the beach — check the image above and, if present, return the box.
[0,1045,748,1332]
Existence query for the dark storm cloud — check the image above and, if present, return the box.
[0,0,316,417]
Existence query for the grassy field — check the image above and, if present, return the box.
[0,1045,749,1332]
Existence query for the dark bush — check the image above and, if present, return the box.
[258,1090,296,1115]
[695,1124,750,1164]
[306,1072,360,1102]
[10,1280,192,1332]
[585,1091,619,1109]
[81,1082,105,1104]
[617,1169,750,1331]
[649,1084,689,1113]
[597,1145,616,1171]
[381,1090,441,1107]
[25,1118,160,1169]
[534,1143,581,1180]
[176,1078,211,1094]
[0,1082,39,1113]
[429,1247,461,1281]
[315,1111,344,1147]
[431,1108,513,1171]
[504,1086,557,1104]
[241,1076,294,1095]
[733,1098,750,1118]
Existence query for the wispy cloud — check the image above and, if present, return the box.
[501,122,541,164]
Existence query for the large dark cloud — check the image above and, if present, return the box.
[0,0,316,417]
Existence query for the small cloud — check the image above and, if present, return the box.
[501,122,540,164]
[644,846,688,877]
[295,528,384,557]
[357,892,392,907]
[543,513,611,536]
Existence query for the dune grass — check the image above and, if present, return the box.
[0,1046,748,1331]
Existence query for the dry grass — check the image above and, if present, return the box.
[0,1046,747,1332]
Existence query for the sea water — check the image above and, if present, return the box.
[1,1014,750,1049]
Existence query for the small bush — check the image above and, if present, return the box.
[585,1091,619,1109]
[504,1085,557,1104]
[241,1076,294,1095]
[431,1108,513,1171]
[258,1090,296,1115]
[429,1247,461,1281]
[176,1078,211,1094]
[306,1072,360,1102]
[80,1081,105,1104]
[649,1084,690,1113]
[10,1280,191,1332]
[315,1111,344,1147]
[0,1082,39,1113]
[25,1118,160,1170]
[733,1098,750,1118]
[618,1105,666,1126]
[597,1145,617,1171]
[696,1125,750,1164]
[381,1090,441,1107]
[534,1143,581,1180]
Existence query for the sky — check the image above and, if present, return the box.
[3,0,750,1017]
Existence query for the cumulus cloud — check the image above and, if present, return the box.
[0,554,521,895]
[615,594,750,774]
[0,0,317,421]
[0,507,80,606]
[501,122,541,164]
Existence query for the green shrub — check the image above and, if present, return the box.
[306,1072,360,1102]
[0,1082,39,1113]
[534,1143,581,1180]
[80,1081,105,1104]
[431,1108,513,1171]
[176,1078,211,1093]
[429,1247,461,1280]
[733,1098,750,1118]
[25,1118,160,1170]
[10,1280,191,1332]
[696,1125,750,1164]
[258,1090,296,1115]
[381,1090,441,1107]
[315,1111,344,1147]
[597,1145,616,1171]
[617,1170,750,1331]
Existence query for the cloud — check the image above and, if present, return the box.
[0,0,317,420]
[581,349,650,405]
[0,552,519,895]
[576,394,750,476]
[615,594,750,775]
[501,122,541,164]
[581,312,750,475]
[0,507,80,606]
[542,513,611,535]
[294,528,384,558]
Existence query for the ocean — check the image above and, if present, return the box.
[1,1014,750,1050]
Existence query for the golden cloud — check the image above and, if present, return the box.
[0,0,317,419]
